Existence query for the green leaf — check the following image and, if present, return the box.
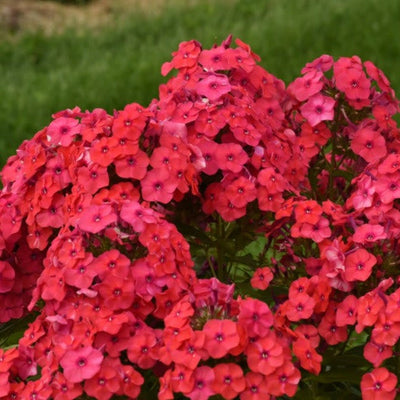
[0,311,39,348]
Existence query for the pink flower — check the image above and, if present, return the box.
[353,224,387,243]
[47,117,80,147]
[300,93,336,126]
[60,346,103,383]
[196,74,231,101]
[77,204,117,233]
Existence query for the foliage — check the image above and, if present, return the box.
[1,36,400,399]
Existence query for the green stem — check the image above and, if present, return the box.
[216,215,226,281]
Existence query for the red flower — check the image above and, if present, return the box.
[361,368,397,400]
[250,266,273,290]
[240,372,270,400]
[266,362,301,397]
[351,127,387,163]
[203,319,240,359]
[245,331,284,375]
[292,337,322,375]
[212,363,245,400]
[344,249,377,282]
[215,143,249,173]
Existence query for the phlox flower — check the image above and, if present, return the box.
[351,128,387,163]
[356,292,385,333]
[203,319,240,359]
[360,368,397,400]
[117,364,144,399]
[285,293,315,322]
[363,341,393,368]
[318,307,348,345]
[83,357,120,400]
[250,266,273,290]
[60,346,103,383]
[266,362,301,397]
[114,149,149,180]
[301,54,334,74]
[127,330,158,369]
[96,274,135,310]
[77,204,117,234]
[212,363,246,400]
[238,297,273,337]
[196,73,232,101]
[371,313,400,346]
[344,248,377,282]
[187,366,215,400]
[51,371,83,400]
[335,66,371,100]
[374,173,400,204]
[47,117,80,147]
[161,39,201,76]
[76,164,109,194]
[378,153,400,175]
[245,331,284,375]
[294,324,320,348]
[141,168,178,203]
[292,338,322,375]
[240,372,270,400]
[288,69,324,101]
[300,93,336,127]
[215,143,249,173]
[120,201,158,232]
[353,223,387,243]
[336,295,358,326]
[198,46,230,71]
[225,176,257,208]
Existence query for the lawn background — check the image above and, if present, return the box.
[0,0,399,168]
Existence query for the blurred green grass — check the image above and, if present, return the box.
[1,0,399,167]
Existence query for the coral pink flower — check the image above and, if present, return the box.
[203,319,240,359]
[250,266,273,290]
[238,298,273,337]
[141,168,178,203]
[288,69,324,101]
[240,372,270,400]
[245,332,284,375]
[351,128,387,163]
[60,346,104,383]
[212,363,245,400]
[360,368,397,400]
[344,249,377,282]
[77,204,117,233]
[187,366,215,400]
[300,93,335,126]
[353,224,387,243]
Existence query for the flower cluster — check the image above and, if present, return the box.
[0,35,400,399]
